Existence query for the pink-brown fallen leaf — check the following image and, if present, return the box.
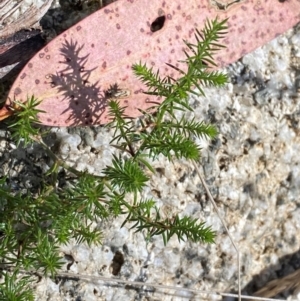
[1,0,300,126]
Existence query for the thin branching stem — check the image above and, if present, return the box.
[192,160,241,301]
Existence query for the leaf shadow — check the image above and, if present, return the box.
[48,39,110,126]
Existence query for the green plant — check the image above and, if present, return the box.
[0,18,228,299]
[0,271,34,301]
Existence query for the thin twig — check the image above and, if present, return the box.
[192,159,241,301]
[51,271,280,301]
